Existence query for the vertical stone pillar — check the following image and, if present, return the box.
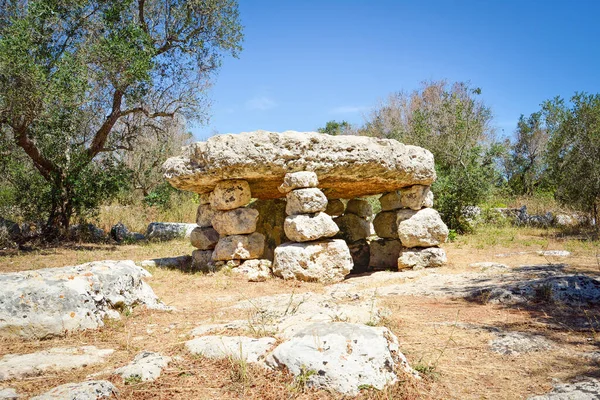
[272,172,353,283]
[190,194,219,271]
[334,199,372,273]
[209,180,265,269]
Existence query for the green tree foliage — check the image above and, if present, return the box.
[503,112,550,195]
[362,81,503,231]
[543,93,600,226]
[317,120,352,135]
[0,0,243,236]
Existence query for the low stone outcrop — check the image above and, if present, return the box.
[185,336,276,363]
[145,222,195,241]
[113,351,171,382]
[30,381,118,400]
[0,261,167,339]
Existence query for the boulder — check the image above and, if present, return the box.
[324,199,345,217]
[139,256,192,270]
[490,331,553,355]
[212,232,265,261]
[196,203,216,228]
[278,171,319,193]
[163,131,436,200]
[0,388,18,400]
[0,261,167,339]
[398,247,447,270]
[397,208,449,248]
[209,180,252,211]
[113,351,171,382]
[68,224,106,242]
[0,346,114,381]
[373,211,399,239]
[189,227,219,250]
[345,199,373,218]
[211,208,259,236]
[185,336,276,363]
[369,239,403,270]
[284,212,339,242]
[146,222,195,241]
[265,322,412,396]
[272,239,352,284]
[348,239,370,274]
[528,378,600,400]
[110,223,145,243]
[285,188,328,215]
[191,250,214,272]
[249,199,288,261]
[334,213,371,243]
[232,259,272,282]
[30,381,118,400]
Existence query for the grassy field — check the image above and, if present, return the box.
[0,224,599,399]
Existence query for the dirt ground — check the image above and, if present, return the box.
[1,227,599,399]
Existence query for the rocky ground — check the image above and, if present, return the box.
[1,229,599,399]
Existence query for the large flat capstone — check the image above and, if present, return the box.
[163,131,436,199]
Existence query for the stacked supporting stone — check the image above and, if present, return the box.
[190,194,219,271]
[272,172,353,284]
[372,185,448,270]
[334,199,372,273]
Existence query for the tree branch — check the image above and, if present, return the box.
[87,90,124,159]
[13,126,55,181]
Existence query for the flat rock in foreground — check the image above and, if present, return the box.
[163,131,436,199]
[30,380,118,400]
[0,261,168,339]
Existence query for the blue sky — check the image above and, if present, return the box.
[191,0,600,141]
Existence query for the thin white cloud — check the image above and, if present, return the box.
[330,105,369,114]
[245,96,277,111]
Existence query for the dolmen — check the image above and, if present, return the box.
[163,130,449,283]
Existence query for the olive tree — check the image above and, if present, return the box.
[0,0,243,236]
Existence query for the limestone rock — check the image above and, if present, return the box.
[348,239,370,274]
[190,227,219,250]
[400,185,431,210]
[212,233,265,261]
[334,213,371,243]
[249,199,288,261]
[30,381,118,400]
[284,213,339,242]
[145,222,195,241]
[324,199,345,217]
[285,188,328,215]
[272,239,352,284]
[196,204,216,228]
[398,247,447,270]
[528,378,600,400]
[345,199,373,218]
[0,388,18,400]
[113,351,171,382]
[209,180,252,211]
[423,190,434,208]
[0,261,167,339]
[278,171,319,193]
[397,208,449,248]
[468,262,509,272]
[265,322,412,396]
[191,250,214,272]
[232,259,272,282]
[211,208,259,236]
[110,223,145,243]
[0,346,114,381]
[373,211,399,239]
[163,131,436,199]
[370,239,403,270]
[198,193,210,204]
[185,336,276,363]
[490,331,553,355]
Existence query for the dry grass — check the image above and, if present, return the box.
[1,224,600,399]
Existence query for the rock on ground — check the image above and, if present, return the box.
[397,208,449,248]
[0,346,114,381]
[468,262,509,272]
[232,260,272,282]
[490,332,553,355]
[30,380,118,400]
[334,213,371,243]
[398,247,447,270]
[211,208,259,236]
[212,232,265,261]
[110,223,145,243]
[0,388,18,400]
[185,336,276,363]
[113,351,171,382]
[0,260,167,339]
[209,180,252,210]
[266,322,413,396]
[278,171,319,193]
[285,188,328,215]
[272,239,353,284]
[145,222,195,241]
[537,250,571,257]
[284,212,339,242]
[139,255,191,270]
[528,378,600,400]
[163,131,436,199]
